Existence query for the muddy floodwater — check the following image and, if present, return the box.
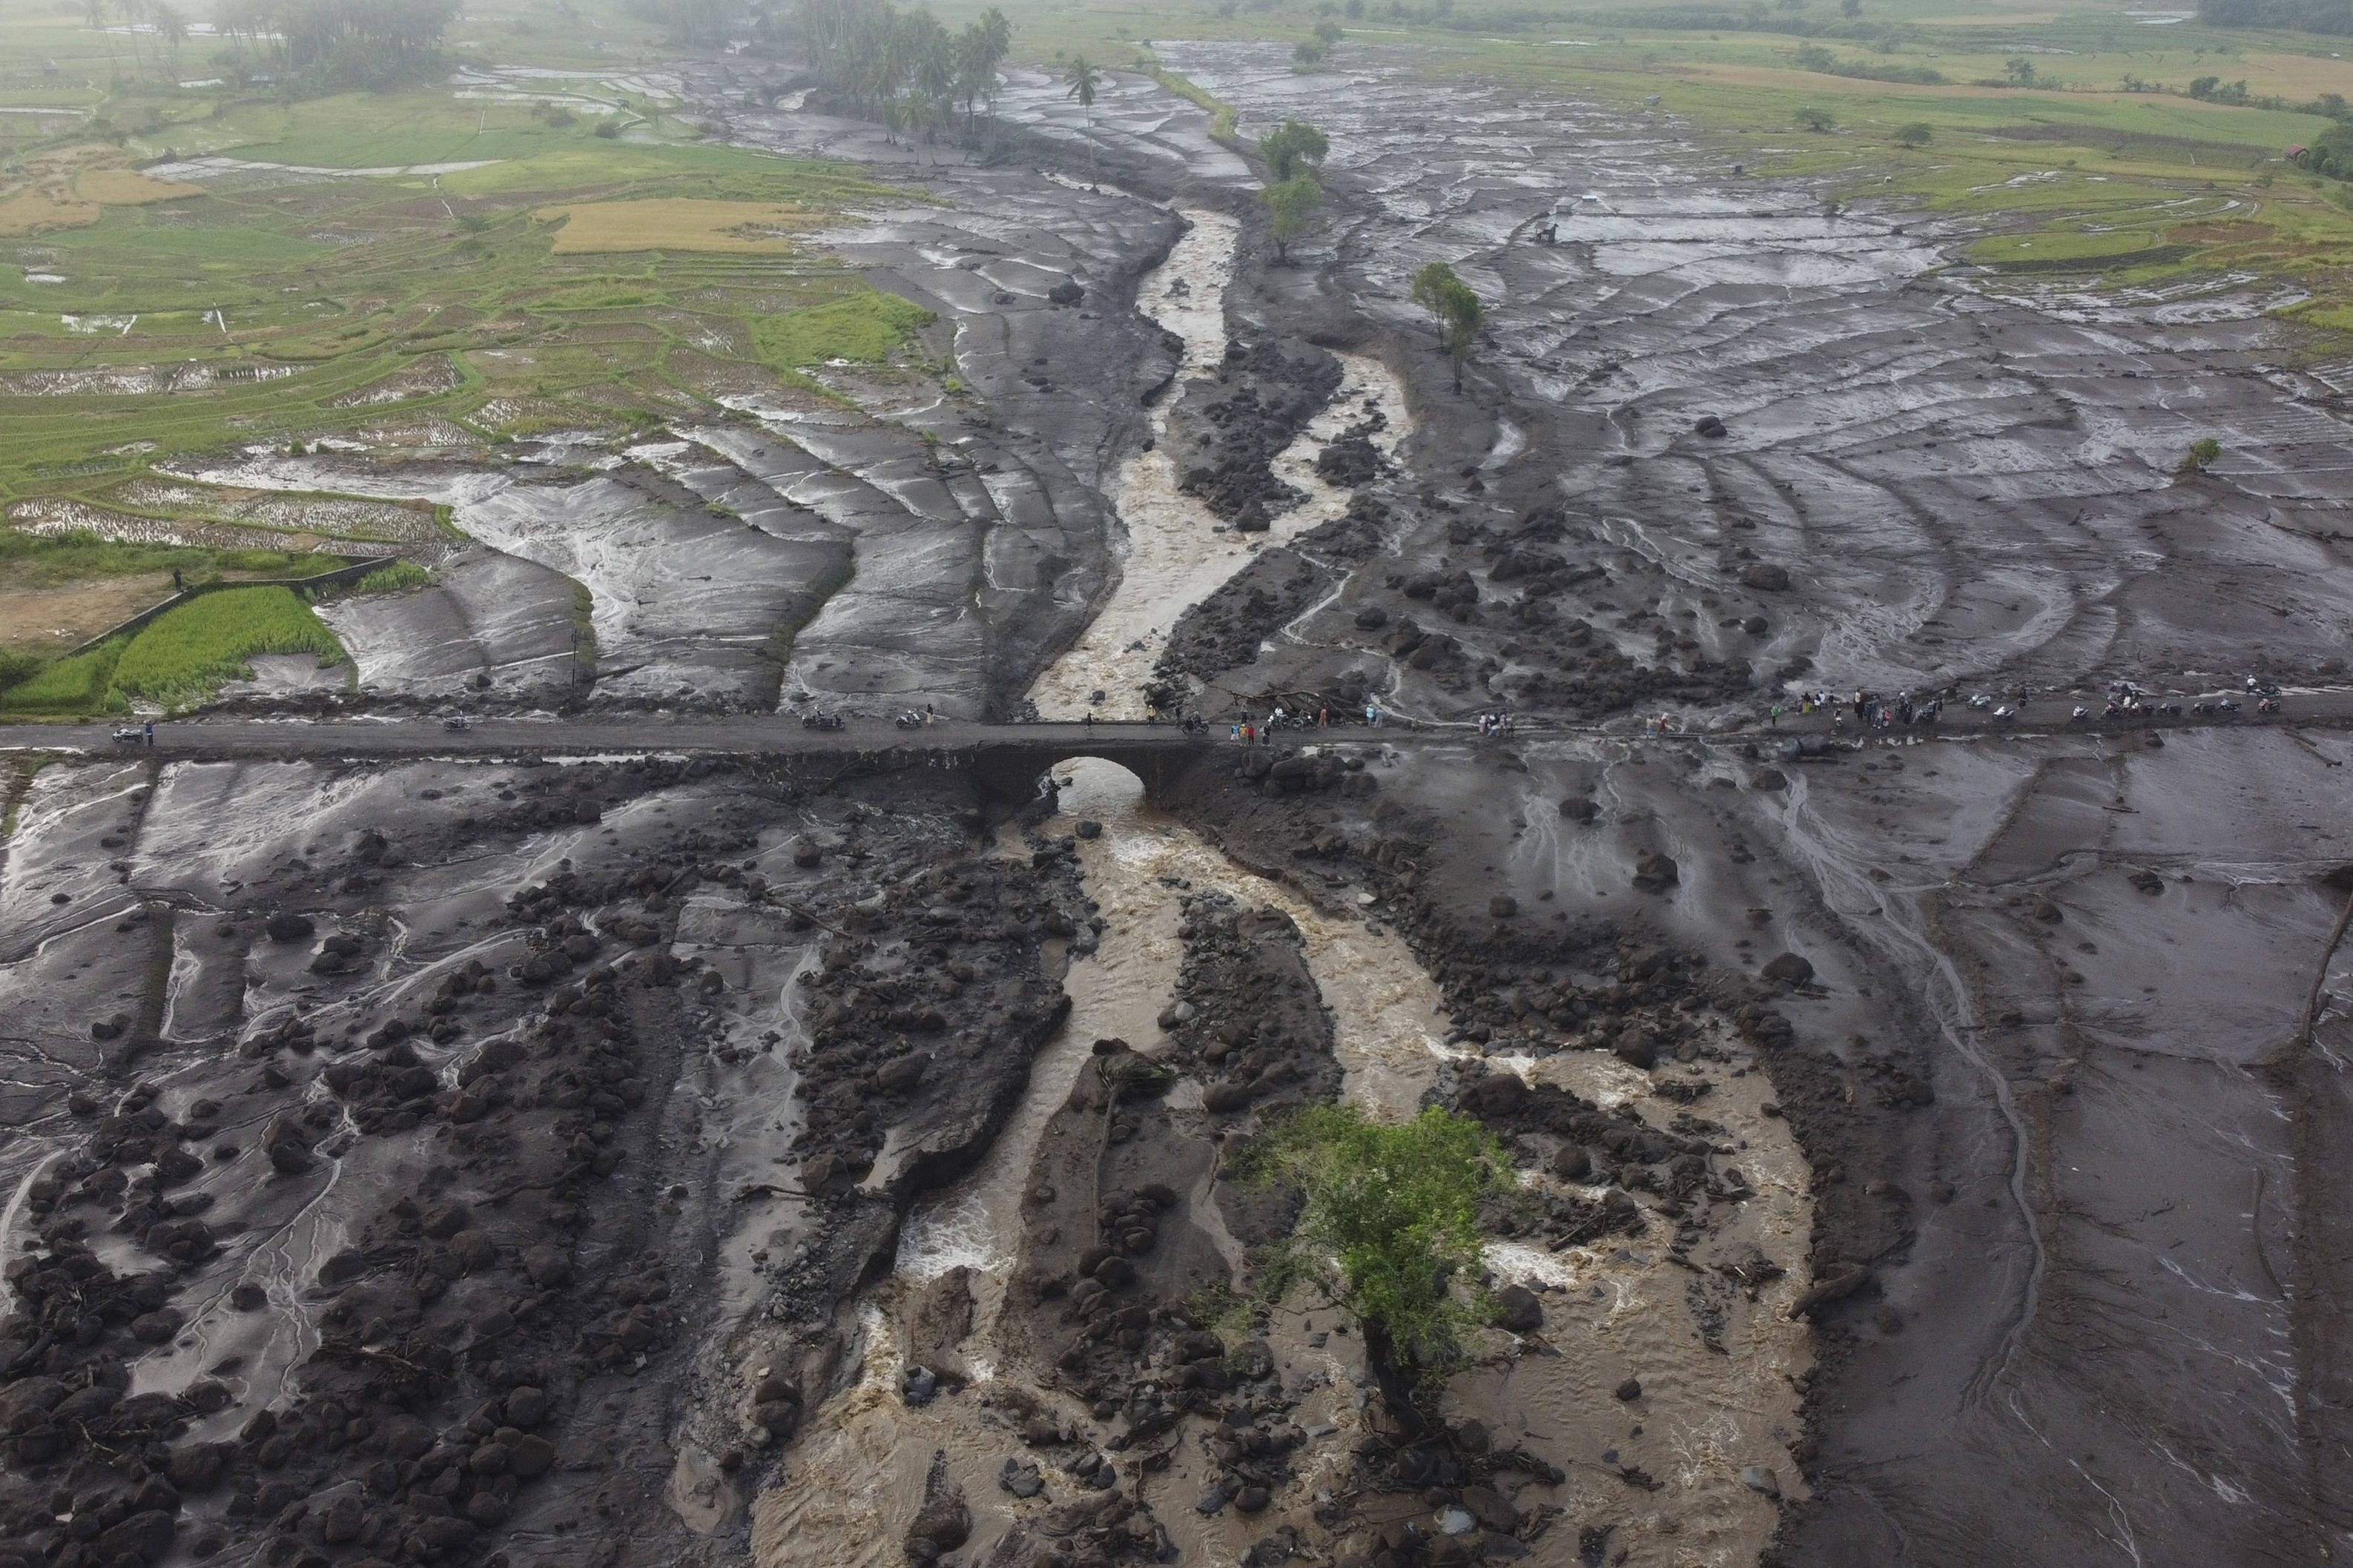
[1028,208,1412,721]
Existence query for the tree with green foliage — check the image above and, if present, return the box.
[1410,259,1484,394]
[1247,1105,1508,1396]
[956,8,1012,135]
[2180,435,2223,474]
[154,1,188,71]
[1896,121,1931,146]
[1261,118,1330,182]
[1066,54,1102,185]
[1261,173,1323,263]
[82,0,120,79]
[808,1,1003,145]
[210,0,460,91]
[1795,104,1834,131]
[2005,55,2037,85]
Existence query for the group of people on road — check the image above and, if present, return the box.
[1230,703,1386,744]
[1476,712,1516,737]
[1774,689,1940,731]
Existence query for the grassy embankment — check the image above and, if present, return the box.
[4,584,343,714]
[0,0,950,701]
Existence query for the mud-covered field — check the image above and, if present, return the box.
[9,31,2353,1568]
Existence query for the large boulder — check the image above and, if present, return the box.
[1493,1285,1543,1333]
[93,1511,175,1567]
[1458,1073,1529,1119]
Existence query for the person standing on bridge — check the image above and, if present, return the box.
[144,720,154,746]
[1083,710,1095,732]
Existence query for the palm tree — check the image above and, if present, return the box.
[82,0,120,79]
[956,8,1011,136]
[1064,55,1101,188]
[153,3,187,74]
[120,0,150,79]
[910,12,954,144]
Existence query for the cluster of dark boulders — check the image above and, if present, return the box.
[785,851,1083,1188]
[1313,416,1386,487]
[1234,746,1376,800]
[1154,546,1333,687]
[1375,615,1465,676]
[1152,893,1343,1117]
[1172,339,1341,529]
[1332,1418,1566,1567]
[1430,939,1729,1056]
[310,930,370,977]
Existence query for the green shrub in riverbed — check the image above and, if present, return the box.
[107,587,346,709]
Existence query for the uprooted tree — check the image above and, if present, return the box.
[1246,1104,1508,1420]
[1410,259,1485,394]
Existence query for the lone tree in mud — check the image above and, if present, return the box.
[2179,434,2223,474]
[1262,173,1324,263]
[1410,259,1485,394]
[1247,1105,1508,1411]
[1066,54,1103,186]
[1261,117,1330,182]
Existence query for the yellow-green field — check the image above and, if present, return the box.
[0,0,961,667]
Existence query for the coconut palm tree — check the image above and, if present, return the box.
[153,3,188,75]
[1064,55,1101,187]
[82,0,121,79]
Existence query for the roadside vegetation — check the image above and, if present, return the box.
[350,560,434,593]
[0,584,346,715]
[0,532,337,594]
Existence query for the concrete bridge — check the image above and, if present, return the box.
[0,716,1239,807]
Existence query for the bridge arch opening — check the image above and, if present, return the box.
[1047,755,1152,829]
[968,733,1210,811]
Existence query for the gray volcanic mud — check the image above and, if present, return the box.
[1126,36,2353,1564]
[20,36,2353,1568]
[171,92,1207,720]
[1160,40,2353,728]
[753,748,1812,1568]
[0,748,1098,1568]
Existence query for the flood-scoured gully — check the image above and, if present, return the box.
[10,30,2353,1568]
